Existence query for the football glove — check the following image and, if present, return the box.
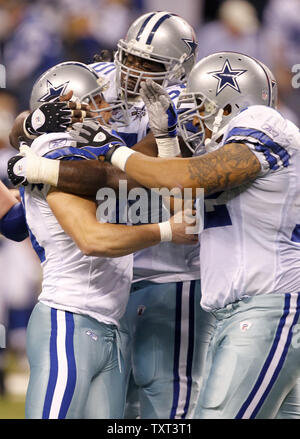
[69,120,127,159]
[140,79,178,138]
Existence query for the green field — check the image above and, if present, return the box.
[0,395,25,419]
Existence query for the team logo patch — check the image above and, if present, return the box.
[131,105,146,121]
[240,321,252,332]
[93,132,106,143]
[208,59,247,96]
[49,139,68,149]
[38,79,70,103]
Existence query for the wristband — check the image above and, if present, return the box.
[29,157,60,187]
[110,147,136,171]
[156,137,180,158]
[158,221,172,242]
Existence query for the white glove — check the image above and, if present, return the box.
[140,79,178,138]
[140,79,180,157]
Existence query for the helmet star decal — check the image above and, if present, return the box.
[208,59,247,95]
[38,80,70,103]
[182,38,198,61]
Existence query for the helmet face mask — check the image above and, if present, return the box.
[178,52,275,153]
[115,11,198,101]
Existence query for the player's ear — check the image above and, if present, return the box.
[59,90,73,102]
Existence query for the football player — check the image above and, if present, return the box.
[23,51,300,419]
[7,12,215,419]
[5,61,197,419]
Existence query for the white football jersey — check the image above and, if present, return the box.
[200,105,300,311]
[20,132,133,326]
[90,61,200,283]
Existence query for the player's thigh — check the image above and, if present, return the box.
[26,302,110,418]
[131,280,214,418]
[196,294,300,419]
[84,340,127,419]
[276,377,300,419]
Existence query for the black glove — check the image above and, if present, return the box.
[7,137,30,186]
[69,121,126,159]
[7,154,28,186]
[24,102,72,138]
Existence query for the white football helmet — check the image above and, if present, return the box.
[177,52,276,152]
[30,61,127,127]
[115,11,198,101]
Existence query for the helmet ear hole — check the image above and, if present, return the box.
[223,104,232,115]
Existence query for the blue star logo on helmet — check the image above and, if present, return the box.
[209,59,247,95]
[38,80,70,103]
[182,38,198,61]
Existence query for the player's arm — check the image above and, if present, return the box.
[51,131,158,196]
[0,181,28,241]
[109,141,261,197]
[7,128,159,197]
[0,181,19,217]
[46,190,197,257]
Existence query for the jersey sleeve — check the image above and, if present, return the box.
[29,133,99,197]
[222,105,291,175]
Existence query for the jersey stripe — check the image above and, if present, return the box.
[92,63,116,74]
[19,187,46,263]
[224,127,290,168]
[235,293,300,418]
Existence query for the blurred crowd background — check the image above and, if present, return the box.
[0,0,299,416]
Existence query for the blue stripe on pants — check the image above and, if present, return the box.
[170,282,183,418]
[58,312,77,419]
[42,308,58,419]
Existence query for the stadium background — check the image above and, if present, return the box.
[0,0,299,419]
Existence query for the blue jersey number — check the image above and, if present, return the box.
[204,192,232,229]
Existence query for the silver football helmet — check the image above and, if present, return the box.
[30,61,125,127]
[115,11,198,101]
[177,52,276,152]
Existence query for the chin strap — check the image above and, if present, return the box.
[204,108,226,152]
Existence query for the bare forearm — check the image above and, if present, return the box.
[85,222,161,257]
[57,160,144,196]
[0,181,19,218]
[124,142,261,196]
[47,190,161,257]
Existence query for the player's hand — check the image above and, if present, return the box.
[69,120,126,159]
[7,138,31,186]
[169,208,199,245]
[7,138,60,187]
[140,78,178,138]
[24,95,92,138]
